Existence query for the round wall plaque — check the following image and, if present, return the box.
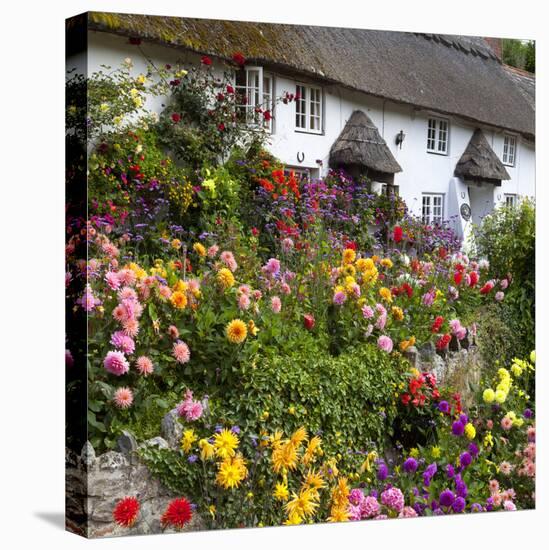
[460,203,471,221]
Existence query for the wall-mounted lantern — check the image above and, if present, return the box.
[395,130,405,149]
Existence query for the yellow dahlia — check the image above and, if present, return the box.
[213,429,239,459]
[379,287,393,303]
[272,441,299,473]
[170,290,188,310]
[285,488,319,519]
[198,438,215,461]
[217,268,235,290]
[302,436,322,466]
[290,426,308,448]
[273,482,290,502]
[216,454,248,489]
[193,242,206,257]
[342,248,356,265]
[181,429,197,454]
[391,306,404,321]
[226,319,247,344]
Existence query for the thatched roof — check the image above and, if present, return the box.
[329,110,402,177]
[454,129,510,184]
[74,12,536,139]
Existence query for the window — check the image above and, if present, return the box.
[295,84,323,134]
[422,193,444,225]
[504,193,517,207]
[283,166,319,181]
[235,67,274,131]
[427,117,449,154]
[502,134,517,166]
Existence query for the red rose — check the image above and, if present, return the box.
[401,393,411,406]
[251,227,259,236]
[217,122,226,132]
[232,52,246,66]
[201,55,213,66]
[263,110,272,121]
[226,85,235,94]
[171,113,181,123]
[216,93,225,101]
[453,271,463,285]
[303,314,315,331]
[393,226,403,243]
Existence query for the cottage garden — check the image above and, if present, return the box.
[66,51,536,533]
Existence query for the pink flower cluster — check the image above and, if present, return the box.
[176,389,204,421]
[449,319,467,340]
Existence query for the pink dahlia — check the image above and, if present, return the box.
[122,318,140,338]
[398,506,418,518]
[264,258,281,276]
[118,286,138,302]
[333,291,347,306]
[238,293,251,311]
[207,245,219,258]
[168,325,180,339]
[136,356,154,376]
[503,500,517,511]
[347,504,362,521]
[362,305,374,319]
[271,296,282,313]
[348,488,365,506]
[378,335,393,353]
[501,416,513,431]
[110,331,135,355]
[105,271,121,290]
[173,341,191,364]
[117,268,136,286]
[104,351,130,376]
[113,387,134,409]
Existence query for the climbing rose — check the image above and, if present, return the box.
[171,113,181,123]
[232,52,246,66]
[201,55,212,65]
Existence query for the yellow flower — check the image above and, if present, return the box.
[511,364,523,377]
[391,306,404,321]
[494,389,507,404]
[99,102,109,112]
[484,431,494,448]
[198,438,215,461]
[181,429,197,453]
[303,469,325,491]
[399,336,416,351]
[464,423,476,440]
[136,74,146,84]
[272,441,299,473]
[530,350,536,364]
[208,504,216,518]
[431,446,441,459]
[170,290,188,309]
[284,512,303,525]
[356,258,374,272]
[248,320,259,336]
[217,268,235,290]
[285,488,319,519]
[302,436,322,466]
[290,426,308,448]
[171,238,182,250]
[193,242,206,257]
[226,319,247,344]
[381,258,393,269]
[342,264,356,277]
[483,388,495,403]
[342,248,356,265]
[213,429,239,459]
[216,454,248,489]
[409,448,419,458]
[273,482,290,501]
[379,287,393,303]
[173,279,188,292]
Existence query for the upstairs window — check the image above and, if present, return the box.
[235,67,274,131]
[502,134,517,166]
[422,193,444,225]
[295,84,323,134]
[380,183,400,196]
[427,117,449,154]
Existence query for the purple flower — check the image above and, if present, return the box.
[459,413,469,425]
[460,452,472,468]
[438,400,450,414]
[455,476,468,498]
[377,462,389,481]
[471,503,483,513]
[452,496,466,513]
[439,489,455,508]
[468,442,479,456]
[452,421,465,436]
[187,454,198,463]
[403,457,418,474]
[230,425,241,434]
[523,408,533,419]
[446,464,455,478]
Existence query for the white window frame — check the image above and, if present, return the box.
[502,134,517,167]
[283,166,319,181]
[295,83,323,134]
[504,193,517,207]
[234,66,274,132]
[380,183,400,196]
[422,193,445,225]
[426,117,449,155]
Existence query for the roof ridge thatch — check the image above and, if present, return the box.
[454,129,510,183]
[329,110,402,175]
[81,12,535,138]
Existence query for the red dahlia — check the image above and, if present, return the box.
[113,496,140,528]
[161,497,193,529]
[393,226,403,243]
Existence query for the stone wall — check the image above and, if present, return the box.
[65,432,200,538]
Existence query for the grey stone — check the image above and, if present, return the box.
[161,408,183,449]
[403,346,419,368]
[117,430,138,455]
[81,441,96,467]
[140,436,170,450]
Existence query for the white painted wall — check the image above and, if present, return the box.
[84,31,536,232]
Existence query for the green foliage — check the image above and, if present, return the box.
[503,39,535,73]
[474,199,535,356]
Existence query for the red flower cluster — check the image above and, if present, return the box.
[431,315,444,333]
[480,281,494,294]
[171,112,181,123]
[201,55,212,66]
[161,497,193,529]
[259,170,301,200]
[436,333,452,350]
[392,282,413,298]
[469,271,479,287]
[113,496,140,528]
[393,226,403,243]
[401,371,440,407]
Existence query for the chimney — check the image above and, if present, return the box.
[484,37,503,61]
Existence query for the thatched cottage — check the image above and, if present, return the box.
[67,12,535,240]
